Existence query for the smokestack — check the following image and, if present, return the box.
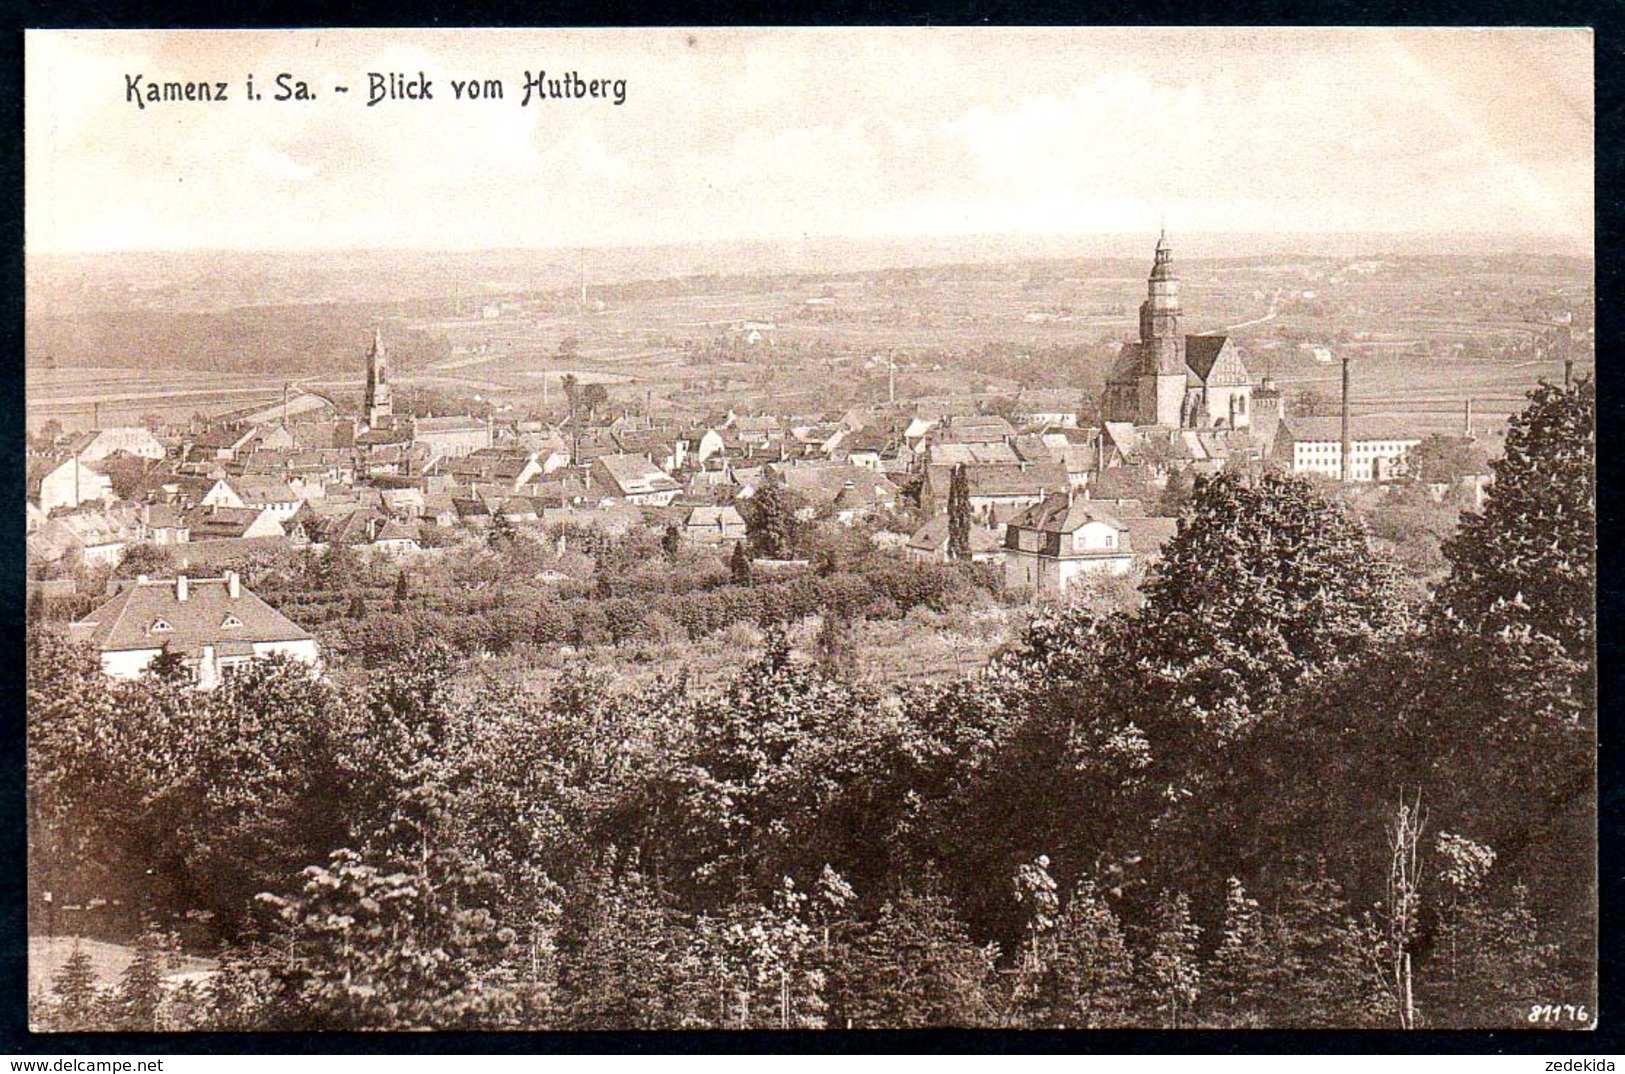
[1565,356,1574,387]
[1340,353,1352,484]
[1463,398,1474,437]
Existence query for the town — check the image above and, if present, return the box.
[28,233,1568,691]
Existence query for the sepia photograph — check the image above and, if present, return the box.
[22,27,1595,1034]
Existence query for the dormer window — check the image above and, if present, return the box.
[221,614,243,629]
[150,619,173,634]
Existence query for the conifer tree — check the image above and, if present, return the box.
[947,463,971,561]
[834,889,998,1028]
[1042,880,1136,1028]
[1139,889,1201,1029]
[729,540,753,585]
[49,941,99,1031]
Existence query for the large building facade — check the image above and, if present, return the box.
[1103,233,1253,431]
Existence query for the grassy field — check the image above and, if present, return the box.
[29,935,217,997]
[26,251,1591,436]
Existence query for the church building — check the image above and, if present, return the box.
[1103,233,1253,431]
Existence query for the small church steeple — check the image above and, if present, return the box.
[364,325,393,428]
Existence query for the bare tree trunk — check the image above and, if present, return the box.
[1387,789,1425,1029]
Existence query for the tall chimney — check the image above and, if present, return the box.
[226,570,240,599]
[1340,353,1352,483]
[1564,356,1574,387]
[175,575,189,602]
[1463,398,1474,437]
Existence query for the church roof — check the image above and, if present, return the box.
[1183,335,1230,381]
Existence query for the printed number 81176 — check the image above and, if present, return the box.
[1529,1003,1591,1024]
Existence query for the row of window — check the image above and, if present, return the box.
[149,614,242,634]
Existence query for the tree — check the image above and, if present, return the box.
[661,523,682,560]
[1139,889,1201,1029]
[1437,377,1595,665]
[49,941,100,1031]
[108,930,166,1031]
[580,383,610,417]
[1407,434,1489,485]
[487,510,518,550]
[1134,470,1405,742]
[947,463,971,561]
[346,593,368,620]
[115,542,174,580]
[729,541,754,585]
[392,570,409,612]
[258,847,518,1030]
[1042,880,1136,1028]
[1203,877,1276,1027]
[146,641,190,684]
[745,478,796,560]
[834,889,998,1028]
[1291,388,1329,417]
[815,606,857,680]
[561,373,579,417]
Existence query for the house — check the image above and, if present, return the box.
[926,441,1021,467]
[1272,417,1423,483]
[60,426,167,462]
[183,505,286,542]
[731,414,784,444]
[68,571,318,688]
[201,477,302,521]
[189,425,260,462]
[312,506,387,547]
[371,519,422,555]
[920,462,1069,520]
[1002,493,1136,594]
[411,415,493,459]
[28,457,114,512]
[1016,390,1082,429]
[442,450,547,491]
[31,512,131,568]
[141,503,190,546]
[905,517,1006,563]
[681,504,748,545]
[771,464,899,522]
[590,454,683,506]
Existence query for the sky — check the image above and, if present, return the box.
[25,28,1594,254]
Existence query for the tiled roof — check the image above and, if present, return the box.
[1280,417,1424,444]
[1184,335,1230,381]
[1008,492,1126,536]
[69,575,311,655]
[594,454,681,495]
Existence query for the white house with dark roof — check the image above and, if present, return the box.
[1002,492,1136,594]
[68,572,318,688]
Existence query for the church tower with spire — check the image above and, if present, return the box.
[363,326,393,428]
[1137,229,1188,427]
